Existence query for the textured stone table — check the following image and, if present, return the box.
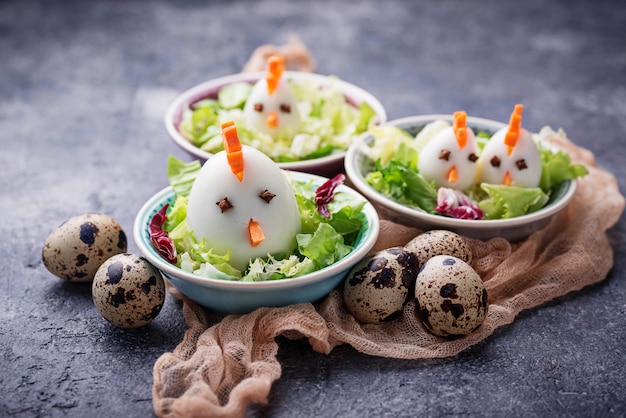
[2,0,625,416]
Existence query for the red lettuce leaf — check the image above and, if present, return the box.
[148,204,177,264]
[315,174,345,218]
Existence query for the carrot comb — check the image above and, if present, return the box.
[266,54,285,96]
[504,104,524,155]
[453,111,468,149]
[222,121,244,182]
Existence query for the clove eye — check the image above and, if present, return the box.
[515,159,528,170]
[253,103,263,112]
[490,155,501,168]
[439,149,451,161]
[216,197,233,213]
[279,103,291,113]
[259,189,276,203]
[468,153,478,163]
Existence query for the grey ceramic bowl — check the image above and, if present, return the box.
[164,71,387,177]
[134,171,380,315]
[345,115,577,241]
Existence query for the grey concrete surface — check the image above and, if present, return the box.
[1,0,625,416]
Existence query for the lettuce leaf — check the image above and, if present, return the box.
[539,145,588,193]
[478,184,549,219]
[297,222,352,268]
[363,125,416,167]
[218,82,252,109]
[167,155,202,198]
[365,160,438,213]
[179,104,220,147]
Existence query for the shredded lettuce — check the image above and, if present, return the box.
[179,76,377,162]
[152,156,366,281]
[364,123,588,220]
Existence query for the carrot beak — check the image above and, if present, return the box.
[446,165,458,183]
[266,111,278,128]
[248,219,265,247]
[503,171,512,186]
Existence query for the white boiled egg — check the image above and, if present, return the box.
[186,144,301,271]
[477,105,541,187]
[243,55,301,139]
[417,113,480,190]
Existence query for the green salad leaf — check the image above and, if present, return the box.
[365,160,438,213]
[297,222,352,268]
[539,145,589,193]
[478,184,549,219]
[217,82,252,109]
[166,155,201,197]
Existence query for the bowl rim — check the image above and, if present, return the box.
[344,114,577,232]
[163,71,388,169]
[133,171,380,290]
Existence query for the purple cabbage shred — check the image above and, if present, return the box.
[435,187,484,220]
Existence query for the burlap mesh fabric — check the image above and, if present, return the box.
[152,43,625,418]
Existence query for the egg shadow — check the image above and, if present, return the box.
[50,279,94,300]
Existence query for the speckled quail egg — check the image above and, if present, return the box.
[415,255,488,337]
[92,253,165,329]
[343,247,420,324]
[42,213,127,282]
[404,229,472,267]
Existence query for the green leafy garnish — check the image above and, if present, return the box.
[365,160,438,213]
[166,155,201,197]
[478,184,549,219]
[218,82,253,109]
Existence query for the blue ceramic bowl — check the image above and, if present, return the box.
[164,71,387,177]
[345,115,577,242]
[134,172,380,315]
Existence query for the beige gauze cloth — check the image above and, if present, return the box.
[152,39,626,418]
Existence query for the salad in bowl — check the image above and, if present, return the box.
[165,55,386,176]
[345,105,588,241]
[135,121,379,314]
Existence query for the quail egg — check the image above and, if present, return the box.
[42,213,127,282]
[415,255,488,337]
[92,253,165,329]
[343,247,420,324]
[404,229,472,266]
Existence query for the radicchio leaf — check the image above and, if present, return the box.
[435,187,484,220]
[148,203,177,263]
[315,173,345,218]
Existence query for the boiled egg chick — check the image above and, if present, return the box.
[417,111,480,190]
[186,121,301,271]
[477,104,541,187]
[243,54,301,139]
